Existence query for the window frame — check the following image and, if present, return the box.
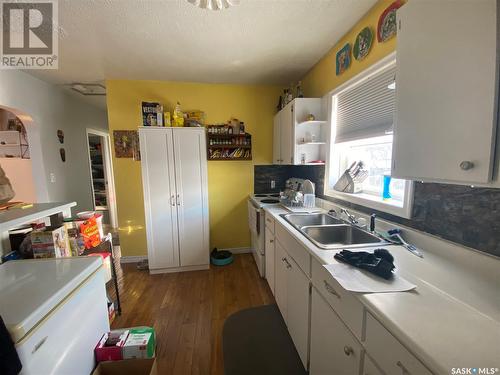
[323,52,415,219]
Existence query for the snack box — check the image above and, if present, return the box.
[122,327,156,359]
[95,330,129,362]
[92,358,157,375]
[31,225,71,258]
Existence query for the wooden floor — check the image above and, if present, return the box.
[109,253,275,375]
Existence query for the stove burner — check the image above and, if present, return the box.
[268,194,280,197]
[254,194,267,197]
[260,199,279,204]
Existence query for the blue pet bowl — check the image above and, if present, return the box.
[211,250,233,266]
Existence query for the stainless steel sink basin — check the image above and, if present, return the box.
[281,213,343,228]
[302,224,386,249]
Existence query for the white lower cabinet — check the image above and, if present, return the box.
[362,354,384,375]
[285,254,310,368]
[275,239,288,321]
[310,287,362,375]
[364,313,432,375]
[274,238,310,370]
[272,221,433,375]
[264,227,275,295]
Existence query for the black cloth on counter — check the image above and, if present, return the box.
[0,315,22,375]
[334,248,395,280]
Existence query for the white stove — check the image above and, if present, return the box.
[249,193,281,207]
[247,193,281,278]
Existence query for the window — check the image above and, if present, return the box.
[325,55,414,218]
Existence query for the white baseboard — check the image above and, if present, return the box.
[149,264,209,274]
[120,255,148,264]
[119,248,250,265]
[219,247,252,254]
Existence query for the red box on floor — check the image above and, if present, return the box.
[95,330,129,362]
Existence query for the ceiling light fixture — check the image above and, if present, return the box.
[71,83,106,96]
[187,0,240,10]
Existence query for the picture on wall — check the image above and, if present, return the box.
[59,148,66,162]
[57,130,64,144]
[353,27,373,61]
[377,0,405,42]
[336,43,351,76]
[113,130,137,158]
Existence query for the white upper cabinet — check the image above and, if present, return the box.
[280,103,294,164]
[273,98,326,165]
[392,0,498,185]
[273,114,281,164]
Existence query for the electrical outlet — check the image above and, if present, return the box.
[271,180,276,189]
[49,173,56,183]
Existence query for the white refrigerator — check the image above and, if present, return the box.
[0,257,110,375]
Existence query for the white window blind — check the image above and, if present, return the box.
[334,65,396,143]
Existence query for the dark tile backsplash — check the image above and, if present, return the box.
[255,164,500,258]
[254,165,325,196]
[321,182,500,258]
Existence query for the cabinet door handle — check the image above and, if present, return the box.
[176,194,181,205]
[323,280,341,299]
[266,218,272,223]
[269,239,274,243]
[32,336,48,354]
[282,257,292,269]
[460,161,474,170]
[170,195,175,206]
[343,345,354,356]
[396,361,410,374]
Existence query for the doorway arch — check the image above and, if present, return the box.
[0,104,48,202]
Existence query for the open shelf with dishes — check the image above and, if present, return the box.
[295,120,327,165]
[207,125,252,161]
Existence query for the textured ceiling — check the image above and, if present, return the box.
[28,0,377,92]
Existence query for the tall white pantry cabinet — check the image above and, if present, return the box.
[139,127,210,274]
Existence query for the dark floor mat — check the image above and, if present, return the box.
[222,304,306,375]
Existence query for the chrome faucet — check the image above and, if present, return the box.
[340,208,358,226]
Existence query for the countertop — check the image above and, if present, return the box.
[0,202,76,232]
[263,205,500,374]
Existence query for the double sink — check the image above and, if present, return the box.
[281,213,387,250]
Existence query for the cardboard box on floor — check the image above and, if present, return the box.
[92,358,157,375]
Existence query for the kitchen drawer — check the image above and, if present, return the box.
[265,213,275,234]
[311,258,364,339]
[365,312,432,375]
[275,223,310,277]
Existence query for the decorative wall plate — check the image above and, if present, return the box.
[353,27,373,60]
[336,43,351,76]
[377,0,405,43]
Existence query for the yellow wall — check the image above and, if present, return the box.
[106,80,280,257]
[302,0,398,98]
